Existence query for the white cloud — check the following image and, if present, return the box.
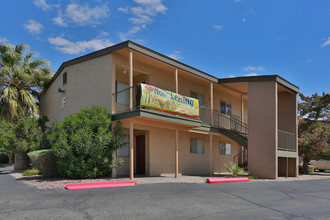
[118,0,167,40]
[234,0,243,2]
[243,65,265,72]
[321,37,330,47]
[306,59,312,63]
[242,18,246,22]
[119,26,143,41]
[48,37,113,54]
[118,6,130,13]
[33,0,50,11]
[167,51,183,60]
[213,25,223,30]
[52,11,67,27]
[98,31,109,38]
[228,75,236,78]
[24,20,43,34]
[0,37,8,42]
[244,73,258,77]
[52,2,109,27]
[66,3,109,26]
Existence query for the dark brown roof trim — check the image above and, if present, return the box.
[41,41,130,95]
[218,75,300,93]
[127,41,218,82]
[41,40,299,95]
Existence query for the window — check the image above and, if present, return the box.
[220,142,231,155]
[63,72,67,85]
[190,92,205,107]
[220,101,231,115]
[190,138,204,154]
[116,81,129,105]
[117,136,129,157]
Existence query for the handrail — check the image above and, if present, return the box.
[233,147,248,168]
[199,106,248,137]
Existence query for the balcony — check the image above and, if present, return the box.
[278,130,296,151]
[112,84,248,146]
[200,107,248,137]
[112,84,201,127]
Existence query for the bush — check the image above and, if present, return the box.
[299,165,315,174]
[0,153,9,164]
[28,149,57,176]
[225,162,248,177]
[22,168,40,176]
[49,106,127,179]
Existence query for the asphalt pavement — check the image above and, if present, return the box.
[1,165,330,220]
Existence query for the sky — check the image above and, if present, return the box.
[0,0,329,96]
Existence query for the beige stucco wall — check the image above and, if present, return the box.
[40,54,113,123]
[248,81,278,179]
[113,53,248,123]
[116,121,239,177]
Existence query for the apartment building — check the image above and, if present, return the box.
[40,41,299,179]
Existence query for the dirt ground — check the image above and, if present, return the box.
[8,168,330,190]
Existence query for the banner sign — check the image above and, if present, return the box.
[139,83,199,119]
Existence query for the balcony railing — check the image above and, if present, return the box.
[278,130,296,151]
[113,84,139,113]
[112,84,248,137]
[200,107,248,137]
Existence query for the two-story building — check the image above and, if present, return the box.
[40,40,299,179]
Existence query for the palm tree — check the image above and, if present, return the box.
[0,43,52,122]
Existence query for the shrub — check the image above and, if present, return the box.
[49,106,127,179]
[28,149,57,176]
[0,153,9,164]
[22,168,40,176]
[225,162,247,177]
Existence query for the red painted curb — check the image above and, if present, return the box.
[206,177,249,183]
[65,181,137,190]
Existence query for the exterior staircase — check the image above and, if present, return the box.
[199,107,248,169]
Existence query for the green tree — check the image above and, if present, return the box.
[49,106,128,179]
[298,92,330,173]
[0,43,52,122]
[0,116,46,170]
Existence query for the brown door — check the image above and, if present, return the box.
[136,135,145,175]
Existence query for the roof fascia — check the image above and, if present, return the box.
[218,75,299,93]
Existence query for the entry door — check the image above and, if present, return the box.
[136,135,146,175]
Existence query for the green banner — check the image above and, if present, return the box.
[140,84,199,119]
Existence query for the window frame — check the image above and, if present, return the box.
[117,136,129,157]
[190,138,204,154]
[220,142,231,155]
[190,91,205,107]
[220,101,231,115]
[62,72,67,85]
[115,81,130,105]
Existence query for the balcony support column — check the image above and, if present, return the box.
[210,83,214,126]
[129,50,133,110]
[175,69,178,93]
[175,129,179,178]
[129,119,134,179]
[209,134,213,176]
[241,94,244,125]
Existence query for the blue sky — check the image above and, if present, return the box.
[1,0,329,95]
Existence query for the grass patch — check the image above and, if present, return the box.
[22,168,40,176]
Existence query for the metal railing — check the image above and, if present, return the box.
[233,147,248,169]
[112,84,140,113]
[278,130,296,151]
[200,107,248,137]
[112,85,248,138]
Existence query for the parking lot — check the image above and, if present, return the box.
[1,166,330,219]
